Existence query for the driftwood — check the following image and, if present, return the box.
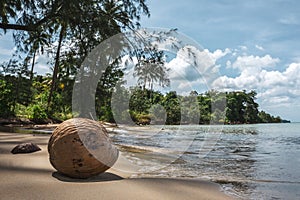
[48,118,118,179]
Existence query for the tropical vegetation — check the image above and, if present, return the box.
[0,0,288,125]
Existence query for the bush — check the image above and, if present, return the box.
[27,104,48,122]
[15,103,30,118]
[0,79,14,117]
[136,113,151,125]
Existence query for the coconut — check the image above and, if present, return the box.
[48,118,118,178]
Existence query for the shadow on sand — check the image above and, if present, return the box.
[52,171,123,183]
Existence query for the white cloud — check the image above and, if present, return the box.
[239,45,248,51]
[35,64,51,75]
[34,55,52,75]
[213,62,300,92]
[166,55,191,80]
[268,96,290,104]
[283,62,300,80]
[167,45,214,80]
[117,46,229,94]
[165,46,229,94]
[118,55,140,87]
[212,62,300,120]
[204,48,231,62]
[255,44,264,51]
[226,60,232,68]
[231,54,280,71]
[165,49,212,94]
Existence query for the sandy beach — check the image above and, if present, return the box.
[0,132,233,200]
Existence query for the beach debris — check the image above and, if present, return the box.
[48,118,118,179]
[11,143,41,154]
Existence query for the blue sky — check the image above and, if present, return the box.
[0,0,300,121]
[139,0,300,122]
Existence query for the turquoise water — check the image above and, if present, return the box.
[112,123,300,199]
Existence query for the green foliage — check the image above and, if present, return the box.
[1,0,150,121]
[134,50,170,90]
[162,91,181,125]
[0,0,150,109]
[129,87,151,114]
[1,60,32,110]
[116,88,284,125]
[135,113,151,125]
[15,103,29,118]
[258,111,282,123]
[0,67,286,124]
[27,104,48,121]
[0,79,14,117]
[99,106,114,122]
[225,90,259,124]
[197,94,211,124]
[149,104,166,124]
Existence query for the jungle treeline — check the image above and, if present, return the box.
[0,73,287,125]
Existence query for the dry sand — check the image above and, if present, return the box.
[0,132,233,200]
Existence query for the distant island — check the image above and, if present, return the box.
[110,87,290,125]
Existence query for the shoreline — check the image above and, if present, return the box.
[0,121,293,136]
[0,131,233,200]
[0,116,290,128]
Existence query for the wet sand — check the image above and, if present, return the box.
[0,132,233,200]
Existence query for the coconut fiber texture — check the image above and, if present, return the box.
[48,118,119,178]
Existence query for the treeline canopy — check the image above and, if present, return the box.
[112,87,285,125]
[0,0,150,113]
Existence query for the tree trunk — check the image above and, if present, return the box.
[47,26,65,111]
[30,51,36,82]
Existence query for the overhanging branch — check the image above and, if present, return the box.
[0,12,58,32]
[0,23,36,31]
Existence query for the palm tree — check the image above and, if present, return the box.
[134,51,170,91]
[0,0,151,117]
[25,31,50,82]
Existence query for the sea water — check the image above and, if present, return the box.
[111,123,300,200]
